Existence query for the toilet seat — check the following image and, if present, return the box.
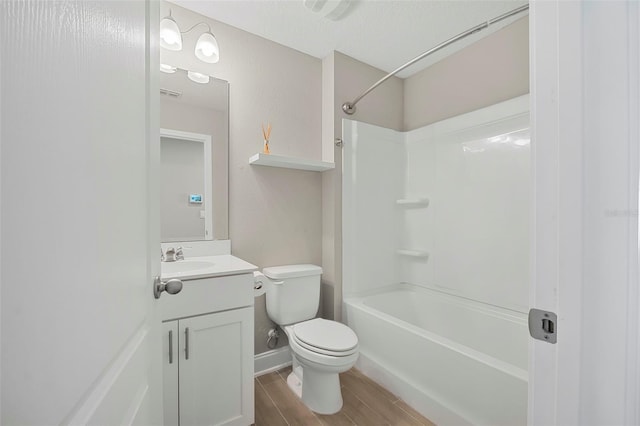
[290,319,358,357]
[288,332,360,368]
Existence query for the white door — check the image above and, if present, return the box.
[1,1,163,424]
[530,1,640,425]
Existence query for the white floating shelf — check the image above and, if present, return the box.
[397,249,429,258]
[396,198,429,207]
[249,153,335,172]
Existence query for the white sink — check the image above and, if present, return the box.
[161,260,215,275]
[160,255,257,280]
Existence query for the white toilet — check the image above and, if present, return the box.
[255,264,359,415]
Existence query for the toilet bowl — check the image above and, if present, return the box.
[256,265,359,414]
[283,318,359,414]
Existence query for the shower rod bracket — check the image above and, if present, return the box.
[342,103,356,115]
[341,4,529,115]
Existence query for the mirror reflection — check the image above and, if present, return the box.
[159,67,229,242]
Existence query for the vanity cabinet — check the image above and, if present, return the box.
[161,273,254,426]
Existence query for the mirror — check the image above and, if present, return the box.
[159,68,229,242]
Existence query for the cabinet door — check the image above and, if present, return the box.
[179,308,254,426]
[163,321,179,426]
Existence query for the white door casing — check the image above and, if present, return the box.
[529,1,582,424]
[1,1,162,424]
[530,1,640,425]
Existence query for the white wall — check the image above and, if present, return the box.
[343,96,530,314]
[402,96,530,313]
[342,121,404,297]
[578,2,639,423]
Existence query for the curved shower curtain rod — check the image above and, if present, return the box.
[341,3,530,115]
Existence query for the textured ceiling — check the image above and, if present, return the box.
[171,0,528,78]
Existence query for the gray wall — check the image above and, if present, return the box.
[160,137,205,241]
[403,16,529,130]
[160,100,229,240]
[162,2,322,355]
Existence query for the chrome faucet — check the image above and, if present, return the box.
[163,246,184,262]
[164,247,176,262]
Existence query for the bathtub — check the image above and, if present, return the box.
[344,283,528,426]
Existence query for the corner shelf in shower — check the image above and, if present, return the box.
[249,153,335,172]
[396,198,429,207]
[397,249,429,259]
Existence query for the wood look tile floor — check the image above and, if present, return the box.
[255,367,436,426]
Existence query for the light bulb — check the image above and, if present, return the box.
[195,32,219,64]
[160,14,182,51]
[200,42,215,57]
[187,71,210,84]
[160,64,177,73]
[161,30,177,45]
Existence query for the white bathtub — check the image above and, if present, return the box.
[344,284,528,426]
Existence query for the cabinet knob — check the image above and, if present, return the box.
[153,276,183,299]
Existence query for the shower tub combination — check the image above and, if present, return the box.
[344,285,527,426]
[342,95,531,425]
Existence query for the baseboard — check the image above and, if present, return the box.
[254,347,292,377]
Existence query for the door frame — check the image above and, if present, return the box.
[529,1,640,424]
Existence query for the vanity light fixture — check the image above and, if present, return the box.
[187,71,210,84]
[160,64,177,74]
[160,10,182,51]
[160,10,220,64]
[194,31,220,64]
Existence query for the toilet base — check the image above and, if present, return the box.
[286,367,303,398]
[301,366,344,414]
[287,363,344,415]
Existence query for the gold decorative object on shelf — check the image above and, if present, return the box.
[261,122,272,154]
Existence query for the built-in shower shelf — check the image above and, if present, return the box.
[396,198,429,207]
[249,153,335,172]
[397,249,429,258]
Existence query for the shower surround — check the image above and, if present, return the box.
[342,95,530,425]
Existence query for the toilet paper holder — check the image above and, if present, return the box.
[253,272,266,297]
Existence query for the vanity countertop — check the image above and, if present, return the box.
[161,255,258,281]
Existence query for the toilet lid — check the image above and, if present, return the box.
[292,319,358,353]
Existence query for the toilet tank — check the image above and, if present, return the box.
[263,264,322,326]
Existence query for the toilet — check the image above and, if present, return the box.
[254,264,359,415]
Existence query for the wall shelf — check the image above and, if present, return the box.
[396,198,429,207]
[397,249,429,259]
[249,153,335,172]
